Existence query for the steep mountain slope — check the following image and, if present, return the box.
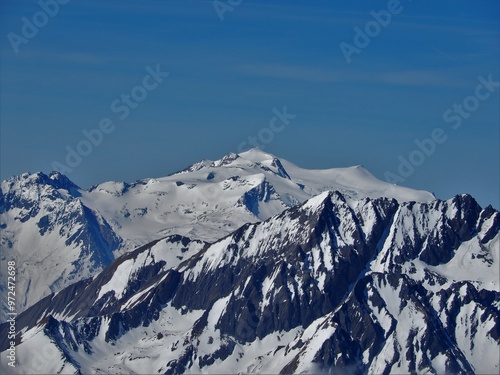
[0,149,435,315]
[1,191,497,374]
[0,172,122,317]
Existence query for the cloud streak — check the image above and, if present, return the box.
[238,63,469,88]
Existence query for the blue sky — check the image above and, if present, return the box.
[1,0,499,208]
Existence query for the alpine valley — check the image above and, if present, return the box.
[0,149,498,374]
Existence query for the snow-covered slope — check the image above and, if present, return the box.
[2,191,497,374]
[81,148,434,244]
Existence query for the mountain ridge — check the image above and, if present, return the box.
[1,189,498,374]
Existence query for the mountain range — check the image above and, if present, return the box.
[0,148,498,374]
[0,149,433,314]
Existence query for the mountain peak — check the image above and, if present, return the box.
[49,171,81,191]
[302,190,332,211]
[238,148,277,163]
[2,171,80,192]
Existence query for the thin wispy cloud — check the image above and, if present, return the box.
[238,63,468,88]
[371,70,461,87]
[239,63,342,83]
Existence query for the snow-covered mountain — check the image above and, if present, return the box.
[81,148,435,244]
[0,172,122,316]
[0,148,435,315]
[1,191,498,374]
